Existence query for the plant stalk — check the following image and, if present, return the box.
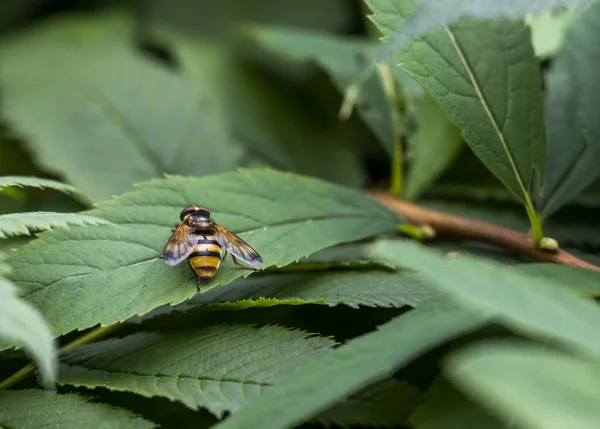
[523,195,544,245]
[391,139,403,196]
[377,63,405,197]
[368,190,600,272]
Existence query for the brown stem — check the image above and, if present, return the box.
[367,190,600,272]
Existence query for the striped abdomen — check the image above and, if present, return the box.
[187,234,222,283]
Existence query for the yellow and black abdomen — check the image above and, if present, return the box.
[187,234,222,283]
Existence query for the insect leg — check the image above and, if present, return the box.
[196,275,202,292]
[231,254,256,271]
[221,248,228,260]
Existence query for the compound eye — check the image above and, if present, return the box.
[179,206,198,221]
[196,206,210,217]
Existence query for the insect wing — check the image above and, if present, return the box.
[161,224,198,266]
[214,224,263,269]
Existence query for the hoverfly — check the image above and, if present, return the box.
[160,205,263,291]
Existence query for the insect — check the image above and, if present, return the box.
[160,205,263,291]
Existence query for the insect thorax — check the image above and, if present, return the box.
[191,224,213,234]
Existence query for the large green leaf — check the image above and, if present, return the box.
[0,14,241,201]
[6,169,401,339]
[0,212,110,239]
[59,324,335,417]
[243,25,395,155]
[0,262,56,386]
[537,1,600,218]
[152,269,440,313]
[367,0,546,206]
[410,378,506,429]
[405,94,463,200]
[446,341,600,429]
[371,240,600,358]
[0,389,156,428]
[157,34,368,188]
[211,297,489,429]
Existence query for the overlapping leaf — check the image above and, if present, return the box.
[244,25,395,155]
[0,14,241,201]
[423,150,517,203]
[371,240,600,358]
[0,389,156,428]
[410,378,505,429]
[59,324,335,417]
[6,169,402,339]
[517,264,600,297]
[405,94,463,200]
[367,0,546,205]
[537,1,600,218]
[0,212,110,239]
[158,33,368,188]
[211,297,489,429]
[317,379,421,428]
[446,341,600,429]
[0,261,56,386]
[146,0,358,39]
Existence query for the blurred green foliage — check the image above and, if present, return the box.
[1,0,600,428]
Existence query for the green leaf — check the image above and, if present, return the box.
[157,34,367,188]
[0,175,86,197]
[317,379,422,428]
[148,269,440,313]
[0,211,111,239]
[0,16,241,202]
[446,341,600,429]
[537,1,600,218]
[405,94,463,200]
[574,178,600,207]
[7,169,401,339]
[424,149,517,203]
[367,0,546,218]
[371,240,600,359]
[374,0,591,61]
[210,297,489,429]
[0,262,56,387]
[410,377,506,429]
[291,241,396,270]
[517,264,600,297]
[0,389,156,428]
[146,0,357,39]
[59,324,335,417]
[244,25,396,155]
